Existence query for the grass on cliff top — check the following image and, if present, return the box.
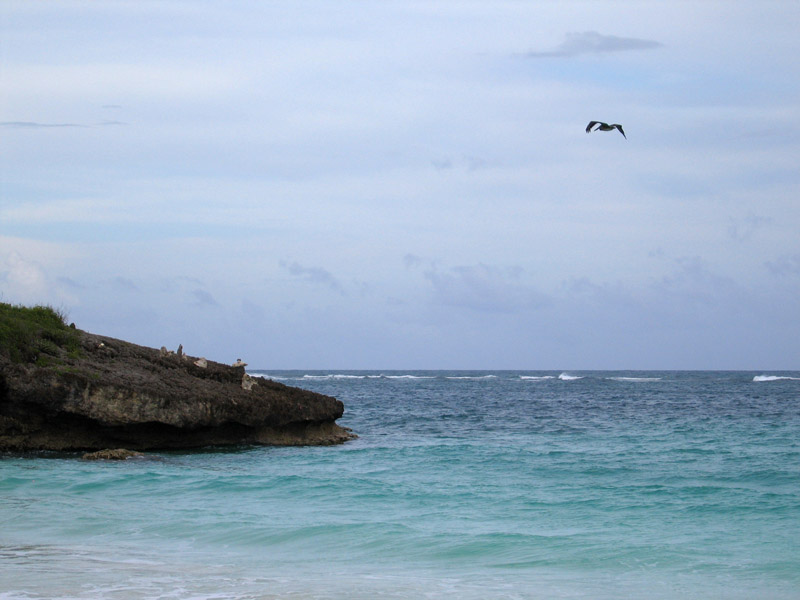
[0,302,82,365]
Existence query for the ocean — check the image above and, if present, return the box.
[2,371,799,599]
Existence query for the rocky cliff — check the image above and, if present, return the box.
[0,305,355,451]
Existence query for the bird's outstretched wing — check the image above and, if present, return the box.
[586,121,601,133]
[613,124,626,139]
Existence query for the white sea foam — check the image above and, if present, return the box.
[303,374,366,380]
[608,377,663,382]
[245,373,287,381]
[520,375,555,381]
[558,373,583,381]
[291,374,438,380]
[753,375,800,382]
[446,375,498,380]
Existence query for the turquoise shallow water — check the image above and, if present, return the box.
[2,371,799,599]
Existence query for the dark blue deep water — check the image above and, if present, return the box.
[2,371,799,599]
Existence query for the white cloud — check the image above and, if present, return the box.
[0,250,78,307]
[0,252,48,301]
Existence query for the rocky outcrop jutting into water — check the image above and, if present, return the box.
[0,308,356,451]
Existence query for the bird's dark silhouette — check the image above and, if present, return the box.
[586,121,626,139]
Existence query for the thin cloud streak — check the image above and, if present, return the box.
[1,121,86,128]
[527,30,663,57]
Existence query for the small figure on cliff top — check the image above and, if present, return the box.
[242,373,257,391]
[232,358,247,368]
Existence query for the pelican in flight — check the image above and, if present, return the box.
[586,121,626,139]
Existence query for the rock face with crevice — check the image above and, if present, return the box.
[0,329,356,451]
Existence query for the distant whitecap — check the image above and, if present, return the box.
[753,375,800,382]
[246,372,286,381]
[301,374,367,380]
[559,373,584,381]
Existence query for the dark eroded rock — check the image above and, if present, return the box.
[0,329,356,451]
[82,448,144,460]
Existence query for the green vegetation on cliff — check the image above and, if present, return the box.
[1,303,356,450]
[0,302,81,365]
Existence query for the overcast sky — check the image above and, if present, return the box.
[2,1,799,369]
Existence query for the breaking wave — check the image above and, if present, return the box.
[558,373,584,381]
[248,373,437,381]
[250,371,797,385]
[303,374,368,380]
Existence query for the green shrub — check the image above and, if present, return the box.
[0,302,81,364]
